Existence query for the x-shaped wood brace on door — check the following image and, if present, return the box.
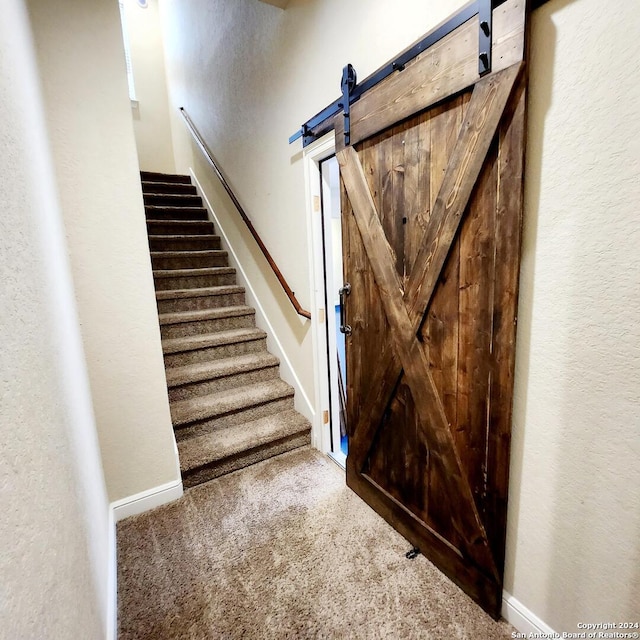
[337,62,523,578]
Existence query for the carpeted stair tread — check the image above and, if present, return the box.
[156,285,244,301]
[147,220,211,226]
[177,409,310,472]
[144,205,201,212]
[148,236,221,254]
[148,234,216,241]
[171,379,294,426]
[153,267,238,291]
[165,352,280,387]
[159,305,254,326]
[162,327,267,355]
[143,193,201,201]
[153,267,235,280]
[140,170,191,184]
[142,185,196,198]
[150,249,227,259]
[141,179,191,186]
[145,205,208,221]
[142,181,196,194]
[143,193,203,207]
[147,220,214,234]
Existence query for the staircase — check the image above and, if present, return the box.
[141,171,311,489]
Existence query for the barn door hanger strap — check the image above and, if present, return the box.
[341,64,357,146]
[478,0,493,75]
[288,0,500,148]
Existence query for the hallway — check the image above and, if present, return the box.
[117,449,514,639]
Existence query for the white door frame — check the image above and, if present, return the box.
[320,155,346,466]
[303,131,337,456]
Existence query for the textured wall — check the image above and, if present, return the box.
[0,0,109,636]
[158,0,640,631]
[506,0,640,629]
[27,0,181,502]
[125,0,176,174]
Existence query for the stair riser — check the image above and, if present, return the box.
[160,313,255,339]
[151,254,227,269]
[142,182,197,195]
[157,291,245,314]
[147,221,214,235]
[143,194,203,207]
[174,396,295,441]
[141,171,191,184]
[149,236,221,252]
[168,365,280,402]
[181,433,311,488]
[163,337,267,367]
[154,273,236,290]
[145,208,208,221]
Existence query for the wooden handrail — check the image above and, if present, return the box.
[180,107,311,320]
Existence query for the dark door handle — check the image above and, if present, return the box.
[339,283,352,335]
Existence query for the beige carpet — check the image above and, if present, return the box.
[117,447,515,639]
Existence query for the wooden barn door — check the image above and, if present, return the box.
[337,0,528,618]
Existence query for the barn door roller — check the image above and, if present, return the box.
[289,0,501,148]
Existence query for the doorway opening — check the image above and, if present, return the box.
[319,155,347,467]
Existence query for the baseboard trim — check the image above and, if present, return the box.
[502,591,557,636]
[190,168,315,425]
[106,507,117,640]
[111,479,183,522]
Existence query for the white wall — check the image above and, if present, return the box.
[27,0,181,503]
[124,0,176,173]
[158,0,640,632]
[0,1,110,636]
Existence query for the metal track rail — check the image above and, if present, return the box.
[286,0,558,148]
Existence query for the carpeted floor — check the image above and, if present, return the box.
[117,447,515,639]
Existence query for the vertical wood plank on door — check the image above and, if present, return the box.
[369,379,425,518]
[486,76,526,572]
[362,120,425,522]
[360,137,379,218]
[391,125,406,279]
[378,127,404,276]
[422,93,466,543]
[342,151,392,459]
[423,93,469,427]
[402,111,431,282]
[340,176,355,436]
[457,139,498,512]
[366,126,406,278]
